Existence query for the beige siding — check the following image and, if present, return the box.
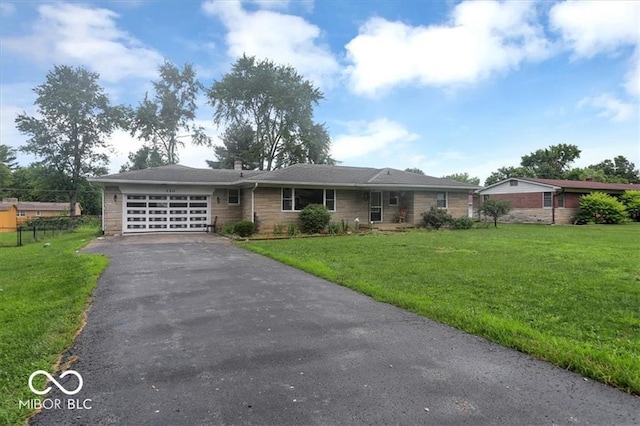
[481,180,553,194]
[211,188,243,229]
[103,186,122,234]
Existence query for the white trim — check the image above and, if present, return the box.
[543,192,553,209]
[280,188,336,212]
[436,191,447,209]
[228,188,240,205]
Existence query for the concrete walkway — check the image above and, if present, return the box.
[32,234,640,425]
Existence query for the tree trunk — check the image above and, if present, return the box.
[69,189,78,218]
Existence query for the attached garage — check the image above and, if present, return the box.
[124,194,210,232]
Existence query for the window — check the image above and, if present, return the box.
[483,194,490,202]
[510,180,518,187]
[282,188,336,211]
[557,193,565,208]
[389,191,399,206]
[36,211,41,216]
[543,192,553,208]
[436,192,447,208]
[17,210,25,217]
[228,189,240,205]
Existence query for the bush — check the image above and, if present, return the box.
[480,199,512,228]
[299,204,331,234]
[576,192,627,224]
[450,216,474,230]
[233,220,256,237]
[421,207,453,230]
[287,223,298,236]
[620,190,640,221]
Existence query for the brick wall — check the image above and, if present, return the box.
[412,191,469,222]
[211,188,243,229]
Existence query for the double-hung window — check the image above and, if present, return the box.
[228,189,240,205]
[282,188,336,211]
[543,192,553,208]
[436,192,447,208]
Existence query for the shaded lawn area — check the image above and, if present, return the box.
[242,224,640,394]
[0,228,108,425]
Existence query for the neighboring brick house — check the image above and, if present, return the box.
[476,178,638,224]
[89,163,480,235]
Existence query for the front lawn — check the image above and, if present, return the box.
[242,224,640,394]
[0,228,108,425]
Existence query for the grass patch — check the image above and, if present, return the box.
[0,227,108,425]
[242,224,640,394]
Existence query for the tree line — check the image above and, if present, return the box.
[1,55,334,214]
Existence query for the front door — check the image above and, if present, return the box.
[369,191,382,222]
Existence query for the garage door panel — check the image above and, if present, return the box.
[124,194,210,233]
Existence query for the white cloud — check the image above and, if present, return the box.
[345,1,550,96]
[331,119,419,160]
[549,1,639,59]
[578,93,636,122]
[201,0,338,87]
[2,3,162,82]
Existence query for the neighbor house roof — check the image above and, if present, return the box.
[91,163,480,190]
[16,202,76,211]
[0,202,16,211]
[478,177,639,194]
[523,178,639,191]
[89,164,262,186]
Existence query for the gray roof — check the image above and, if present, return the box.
[89,164,261,186]
[89,163,480,191]
[249,164,480,190]
[0,202,16,211]
[16,202,76,211]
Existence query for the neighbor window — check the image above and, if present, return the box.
[483,194,490,202]
[17,210,25,217]
[389,191,399,206]
[510,180,518,186]
[436,192,447,208]
[557,193,565,208]
[543,192,553,208]
[282,188,336,211]
[228,189,240,205]
[36,211,41,216]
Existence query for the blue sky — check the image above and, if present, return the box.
[1,0,638,183]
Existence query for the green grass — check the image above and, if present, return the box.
[242,224,640,394]
[0,227,108,425]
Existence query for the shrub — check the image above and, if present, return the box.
[480,199,513,228]
[233,220,256,237]
[620,190,640,221]
[576,192,627,224]
[220,222,234,235]
[421,207,453,230]
[273,223,284,235]
[299,204,331,234]
[450,216,474,230]
[287,223,298,236]
[328,222,341,235]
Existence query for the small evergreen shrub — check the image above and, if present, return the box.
[233,220,256,237]
[421,207,453,230]
[299,204,331,234]
[620,190,640,221]
[450,216,474,230]
[575,192,627,224]
[220,222,234,235]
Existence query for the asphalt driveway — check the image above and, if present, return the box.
[33,234,639,425]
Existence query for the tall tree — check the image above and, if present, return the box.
[442,172,480,185]
[404,167,425,175]
[15,65,126,216]
[209,122,261,170]
[207,55,334,170]
[120,146,168,172]
[592,156,640,183]
[520,143,581,179]
[0,144,18,170]
[130,61,210,165]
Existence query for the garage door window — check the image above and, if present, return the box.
[124,195,210,232]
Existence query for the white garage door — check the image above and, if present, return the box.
[124,194,210,233]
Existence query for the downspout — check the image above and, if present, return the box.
[251,183,258,223]
[552,191,557,225]
[101,187,105,235]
